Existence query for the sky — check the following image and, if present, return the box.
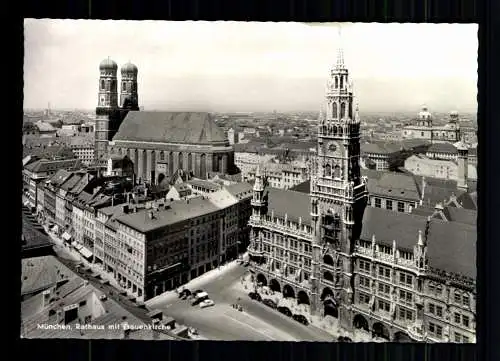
[23,20,478,113]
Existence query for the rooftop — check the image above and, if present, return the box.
[266,188,311,224]
[116,196,221,233]
[361,141,402,155]
[113,111,228,145]
[427,142,458,154]
[360,207,476,279]
[21,256,172,339]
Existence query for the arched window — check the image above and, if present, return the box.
[332,102,338,119]
[325,164,332,177]
[122,81,126,90]
[111,80,116,90]
[333,165,341,178]
[349,103,353,119]
[340,76,344,89]
[335,76,339,88]
[340,102,346,119]
[100,80,105,90]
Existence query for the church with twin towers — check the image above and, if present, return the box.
[93,57,236,182]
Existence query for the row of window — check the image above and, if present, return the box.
[373,198,407,212]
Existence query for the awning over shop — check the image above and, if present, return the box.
[79,246,93,259]
[62,232,72,241]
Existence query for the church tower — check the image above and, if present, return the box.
[95,58,119,164]
[120,62,139,110]
[309,30,368,329]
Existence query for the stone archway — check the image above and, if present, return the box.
[393,331,412,343]
[297,290,310,305]
[256,273,267,287]
[323,254,334,266]
[353,314,369,331]
[269,279,281,293]
[283,284,295,299]
[373,322,390,340]
[321,287,338,318]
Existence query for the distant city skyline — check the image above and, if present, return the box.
[24,20,478,113]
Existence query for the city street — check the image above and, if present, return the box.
[146,264,334,341]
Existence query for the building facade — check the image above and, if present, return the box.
[402,109,461,144]
[246,48,476,343]
[110,111,236,183]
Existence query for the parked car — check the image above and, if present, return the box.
[193,289,204,296]
[262,299,277,309]
[277,306,292,317]
[199,299,215,308]
[179,289,192,299]
[192,291,209,306]
[337,336,353,342]
[292,314,309,326]
[248,292,262,302]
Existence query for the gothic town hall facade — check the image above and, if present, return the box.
[247,49,476,343]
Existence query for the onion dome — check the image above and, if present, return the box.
[99,57,118,71]
[121,62,138,74]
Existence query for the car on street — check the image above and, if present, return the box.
[248,292,262,302]
[193,289,204,296]
[199,299,215,308]
[277,306,292,317]
[337,336,353,342]
[179,289,192,299]
[292,314,309,326]
[191,291,209,306]
[262,299,277,309]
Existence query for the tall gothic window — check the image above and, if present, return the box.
[335,76,339,89]
[340,76,344,89]
[333,165,341,178]
[100,80,105,90]
[325,164,332,177]
[349,103,353,119]
[122,81,126,91]
[332,102,338,119]
[340,102,346,119]
[111,80,116,90]
[127,82,132,92]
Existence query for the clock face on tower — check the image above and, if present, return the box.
[329,143,337,152]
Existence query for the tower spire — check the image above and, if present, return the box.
[336,25,345,69]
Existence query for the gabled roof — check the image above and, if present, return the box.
[426,219,476,279]
[224,182,253,200]
[60,173,83,191]
[360,206,476,279]
[427,142,458,154]
[21,256,75,296]
[266,188,311,224]
[49,169,72,187]
[361,141,402,155]
[113,111,228,145]
[367,172,421,202]
[360,207,427,251]
[442,206,476,226]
